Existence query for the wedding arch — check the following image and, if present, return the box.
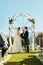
[8,12,35,51]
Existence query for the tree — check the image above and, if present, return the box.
[36,32,43,47]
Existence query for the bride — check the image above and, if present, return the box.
[12,27,22,53]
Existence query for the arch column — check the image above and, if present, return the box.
[8,24,12,52]
[32,23,35,51]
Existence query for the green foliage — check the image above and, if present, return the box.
[9,18,13,24]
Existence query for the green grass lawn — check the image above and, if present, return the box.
[4,51,43,65]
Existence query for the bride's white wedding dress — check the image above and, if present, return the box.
[12,32,22,53]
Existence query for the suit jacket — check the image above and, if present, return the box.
[24,31,30,45]
[24,31,28,40]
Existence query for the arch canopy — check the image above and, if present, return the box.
[9,13,35,24]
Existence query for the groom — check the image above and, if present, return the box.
[24,26,30,52]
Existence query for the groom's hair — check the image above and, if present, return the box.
[24,26,28,29]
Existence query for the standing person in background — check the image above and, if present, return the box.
[0,33,8,57]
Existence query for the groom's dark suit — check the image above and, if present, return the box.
[24,31,30,52]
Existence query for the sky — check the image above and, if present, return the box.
[0,0,43,35]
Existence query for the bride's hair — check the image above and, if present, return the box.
[18,27,20,31]
[16,27,20,36]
